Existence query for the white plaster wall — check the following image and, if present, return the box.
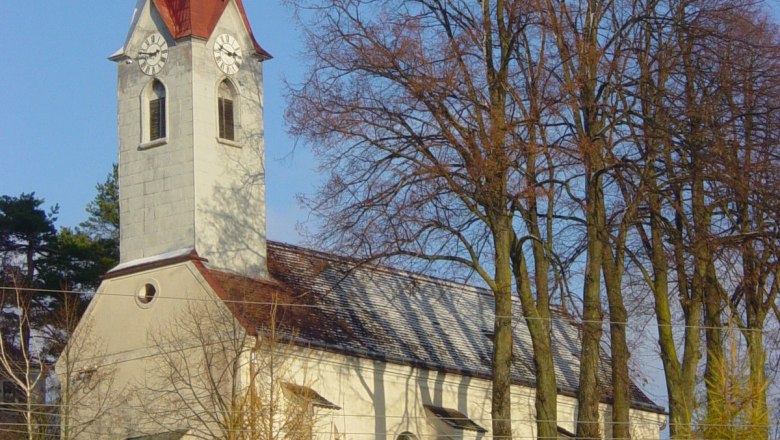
[57,262,239,439]
[283,348,667,440]
[117,1,196,263]
[192,1,268,279]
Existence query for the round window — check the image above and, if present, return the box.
[136,282,159,306]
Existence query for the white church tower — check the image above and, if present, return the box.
[110,0,272,279]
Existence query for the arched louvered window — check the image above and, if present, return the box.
[218,80,236,141]
[146,80,167,141]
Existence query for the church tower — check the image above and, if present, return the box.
[110,0,271,279]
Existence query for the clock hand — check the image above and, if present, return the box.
[217,45,240,58]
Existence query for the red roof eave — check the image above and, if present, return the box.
[235,0,273,59]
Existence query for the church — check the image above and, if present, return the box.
[58,1,667,439]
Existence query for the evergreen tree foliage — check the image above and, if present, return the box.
[39,228,117,292]
[40,165,120,292]
[0,193,58,285]
[80,164,119,243]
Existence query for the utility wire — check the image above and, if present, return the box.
[0,423,775,440]
[1,285,774,333]
[1,410,768,428]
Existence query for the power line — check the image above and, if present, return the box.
[1,285,774,333]
[0,413,770,427]
[1,422,776,440]
[1,409,768,429]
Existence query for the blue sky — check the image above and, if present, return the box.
[1,1,778,242]
[0,1,316,244]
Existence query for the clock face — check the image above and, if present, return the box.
[213,34,243,75]
[138,33,169,76]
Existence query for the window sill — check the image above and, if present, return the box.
[138,138,168,150]
[217,137,244,148]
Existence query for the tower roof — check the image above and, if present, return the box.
[151,0,271,59]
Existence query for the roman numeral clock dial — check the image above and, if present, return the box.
[213,34,243,75]
[138,33,169,76]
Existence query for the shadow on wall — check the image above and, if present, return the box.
[198,83,268,278]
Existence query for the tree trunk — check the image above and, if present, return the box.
[745,322,769,439]
[743,251,769,439]
[693,173,724,423]
[512,246,558,440]
[577,171,605,440]
[492,221,515,439]
[602,246,631,439]
[650,192,700,439]
[512,138,559,440]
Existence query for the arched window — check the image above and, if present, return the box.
[217,80,236,141]
[397,432,418,440]
[144,80,166,142]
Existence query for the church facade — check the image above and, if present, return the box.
[58,1,667,439]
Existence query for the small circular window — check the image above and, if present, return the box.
[136,281,159,306]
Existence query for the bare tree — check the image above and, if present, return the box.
[702,9,780,437]
[618,1,780,437]
[287,0,780,438]
[286,1,570,437]
[0,284,48,440]
[136,290,321,440]
[536,0,644,435]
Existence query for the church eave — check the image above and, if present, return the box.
[104,248,203,279]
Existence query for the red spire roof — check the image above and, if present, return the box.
[151,0,271,59]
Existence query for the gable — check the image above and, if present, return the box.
[57,257,219,377]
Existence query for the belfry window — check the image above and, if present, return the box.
[218,80,236,141]
[149,80,166,140]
